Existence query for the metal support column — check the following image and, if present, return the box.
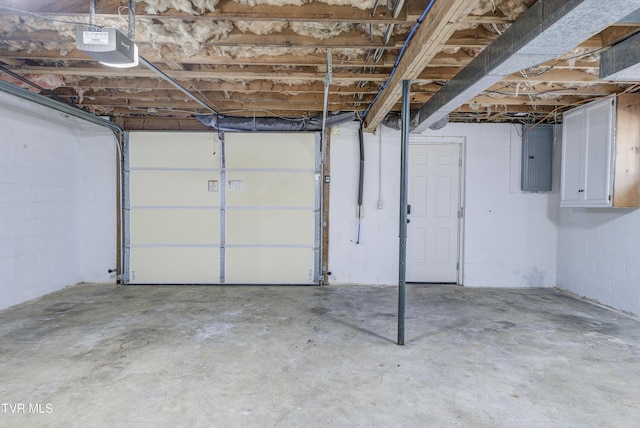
[398,79,410,346]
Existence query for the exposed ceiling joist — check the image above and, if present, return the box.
[363,0,479,132]
[412,0,640,133]
[1,0,639,130]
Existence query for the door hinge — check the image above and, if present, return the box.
[456,262,459,271]
[459,158,462,167]
[459,207,464,218]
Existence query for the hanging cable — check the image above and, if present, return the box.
[356,121,365,244]
[362,0,436,121]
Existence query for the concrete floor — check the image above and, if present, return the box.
[1,284,639,427]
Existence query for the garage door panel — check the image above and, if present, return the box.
[226,133,315,169]
[130,171,220,207]
[226,171,315,207]
[226,210,314,246]
[126,131,319,285]
[130,247,219,284]
[131,209,219,245]
[225,247,315,284]
[129,132,219,169]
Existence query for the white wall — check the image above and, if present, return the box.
[0,92,117,309]
[557,208,640,315]
[328,124,400,285]
[328,122,559,287]
[554,118,640,316]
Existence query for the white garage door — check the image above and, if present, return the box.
[124,131,320,285]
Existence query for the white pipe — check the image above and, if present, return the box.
[378,125,384,209]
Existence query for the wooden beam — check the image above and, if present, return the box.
[1,27,401,50]
[363,0,479,132]
[76,97,359,110]
[0,1,407,24]
[58,78,383,94]
[115,116,210,131]
[0,48,393,68]
[2,65,390,82]
[56,88,376,104]
[600,26,640,45]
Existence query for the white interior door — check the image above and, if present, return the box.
[407,143,461,283]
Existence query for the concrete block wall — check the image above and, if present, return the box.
[328,122,559,287]
[553,118,640,316]
[328,124,400,285]
[450,123,559,287]
[0,92,117,309]
[557,208,640,315]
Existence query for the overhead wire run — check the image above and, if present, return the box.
[391,0,405,18]
[362,0,437,121]
[370,0,381,18]
[382,24,394,44]
[522,83,640,137]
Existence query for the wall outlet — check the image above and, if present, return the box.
[228,180,243,191]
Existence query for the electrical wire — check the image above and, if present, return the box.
[522,83,640,137]
[362,0,437,120]
[484,87,578,97]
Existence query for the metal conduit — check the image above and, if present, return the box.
[361,0,436,122]
[138,56,217,115]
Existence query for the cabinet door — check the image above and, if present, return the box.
[583,98,615,206]
[560,108,585,205]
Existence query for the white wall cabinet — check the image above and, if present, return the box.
[561,94,640,208]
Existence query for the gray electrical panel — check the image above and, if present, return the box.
[521,124,554,192]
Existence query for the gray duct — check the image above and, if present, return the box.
[196,111,357,132]
[412,0,640,133]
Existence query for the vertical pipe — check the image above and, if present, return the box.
[128,0,135,40]
[321,49,332,166]
[89,0,96,28]
[398,80,410,346]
